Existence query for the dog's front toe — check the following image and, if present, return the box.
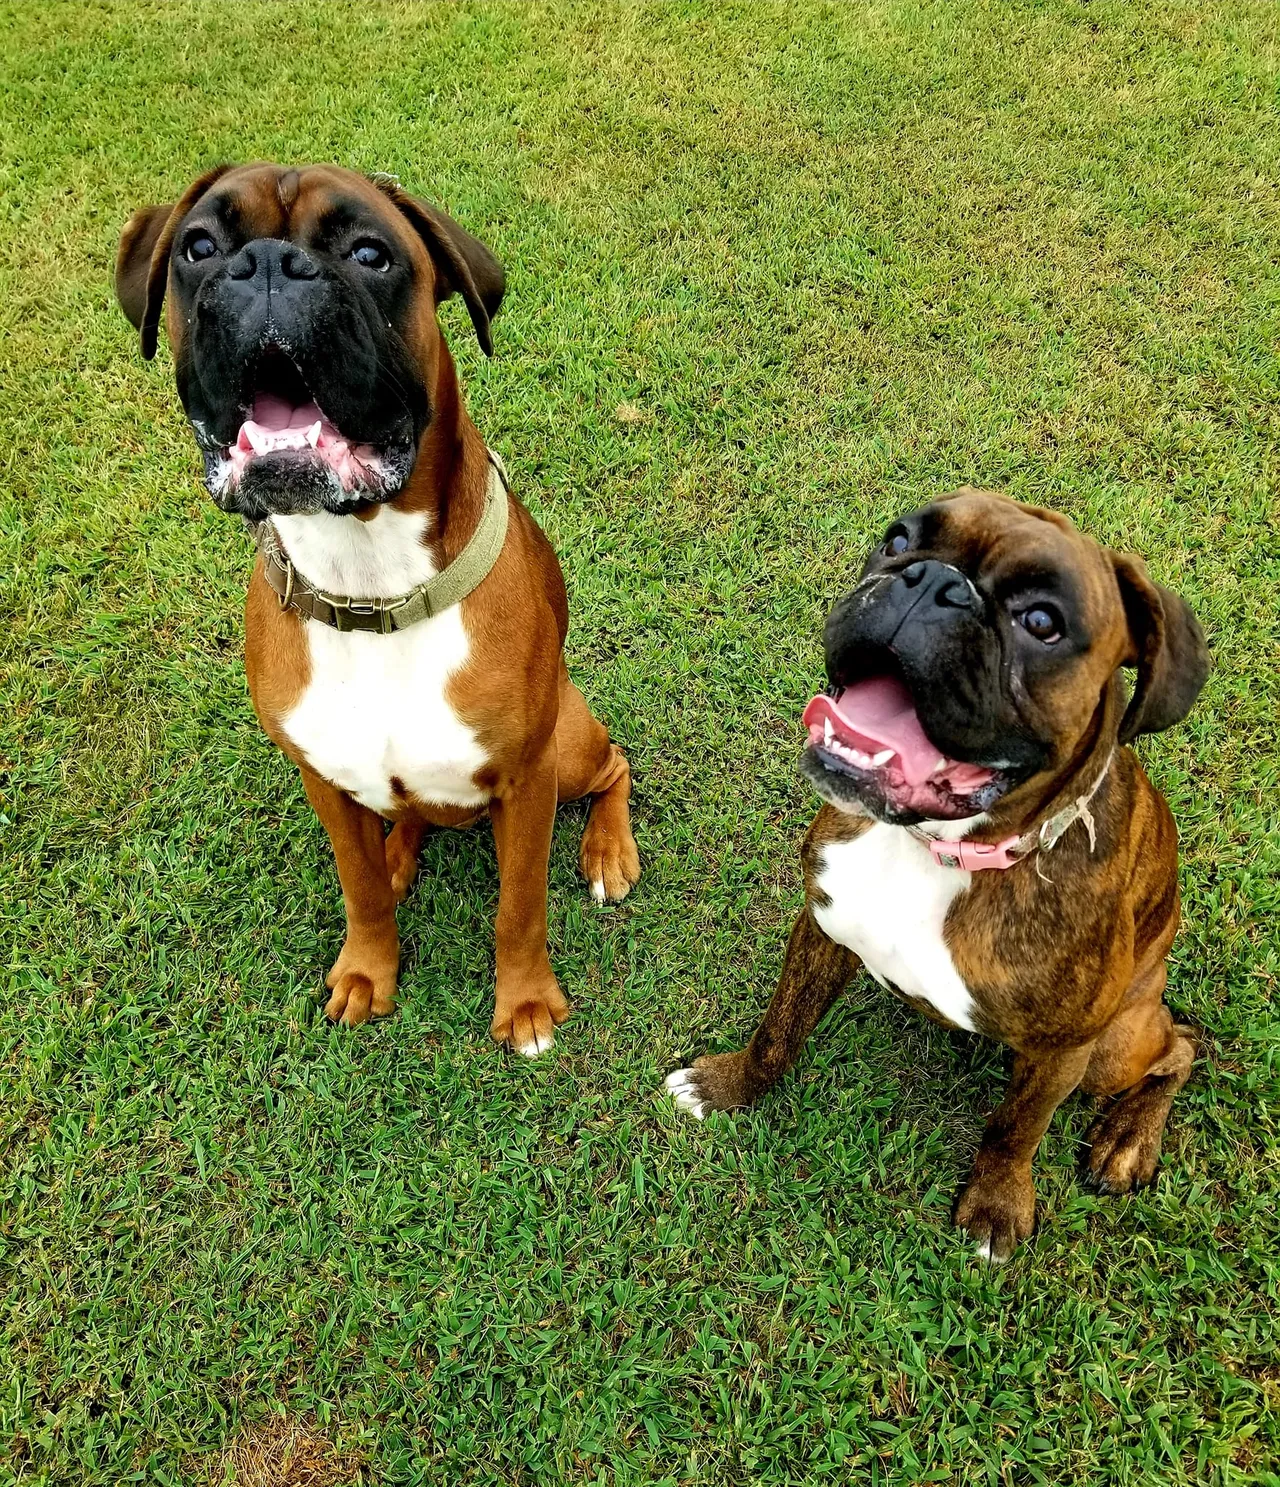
[509,1005,557,1057]
[954,1167,1036,1263]
[662,1051,752,1117]
[491,975,570,1057]
[323,936,398,1026]
[324,971,395,1026]
[664,1068,710,1119]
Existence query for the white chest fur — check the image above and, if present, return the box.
[273,507,489,816]
[812,822,978,1032]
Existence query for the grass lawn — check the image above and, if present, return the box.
[3,1,1278,1482]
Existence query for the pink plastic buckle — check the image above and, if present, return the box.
[928,834,1022,871]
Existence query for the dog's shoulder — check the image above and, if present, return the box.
[801,805,874,905]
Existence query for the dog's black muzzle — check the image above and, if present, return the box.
[823,559,1043,773]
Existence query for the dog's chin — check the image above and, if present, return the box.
[203,444,415,522]
[799,746,1017,825]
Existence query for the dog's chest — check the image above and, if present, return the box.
[812,823,978,1032]
[273,509,489,816]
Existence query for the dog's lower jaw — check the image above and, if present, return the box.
[201,442,415,520]
[800,747,1016,826]
[799,749,916,825]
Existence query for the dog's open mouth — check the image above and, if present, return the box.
[801,673,1012,821]
[226,390,384,493]
[200,350,412,514]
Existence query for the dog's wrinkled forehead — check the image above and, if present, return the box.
[189,163,424,261]
[913,489,1119,619]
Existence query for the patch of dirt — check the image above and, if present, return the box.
[194,1416,366,1486]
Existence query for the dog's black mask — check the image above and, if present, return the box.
[176,233,426,519]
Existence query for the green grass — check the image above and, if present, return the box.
[2,1,1278,1482]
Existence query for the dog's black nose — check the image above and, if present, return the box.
[226,237,320,285]
[895,559,981,614]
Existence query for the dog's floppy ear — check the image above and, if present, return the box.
[114,164,232,359]
[1111,551,1211,744]
[115,203,172,334]
[373,179,505,356]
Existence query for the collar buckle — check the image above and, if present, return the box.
[328,593,410,635]
[928,834,1023,871]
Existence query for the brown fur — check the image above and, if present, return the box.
[679,493,1207,1259]
[118,164,640,1040]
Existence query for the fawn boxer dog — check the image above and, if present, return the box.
[115,163,640,1051]
[667,491,1209,1259]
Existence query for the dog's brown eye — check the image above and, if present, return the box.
[1020,605,1063,643]
[184,234,218,263]
[884,527,910,557]
[350,240,391,271]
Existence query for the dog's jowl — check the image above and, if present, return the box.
[667,490,1209,1260]
[116,163,640,1051]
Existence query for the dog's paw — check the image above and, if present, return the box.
[579,808,641,904]
[663,1052,750,1118]
[491,976,570,1058]
[664,1068,710,1119]
[1084,1093,1168,1195]
[324,936,398,1026]
[954,1166,1036,1263]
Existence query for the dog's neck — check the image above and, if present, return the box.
[985,680,1124,845]
[271,339,492,599]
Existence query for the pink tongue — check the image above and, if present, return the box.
[250,392,319,432]
[803,675,994,789]
[235,395,331,460]
[829,675,943,785]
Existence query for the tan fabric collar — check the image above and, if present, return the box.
[257,451,510,634]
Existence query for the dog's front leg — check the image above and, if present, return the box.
[300,765,400,1027]
[666,909,860,1117]
[955,1043,1094,1262]
[489,745,569,1057]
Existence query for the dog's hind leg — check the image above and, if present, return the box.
[385,817,428,904]
[1080,958,1196,1194]
[555,669,640,904]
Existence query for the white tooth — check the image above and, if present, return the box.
[871,749,894,767]
[931,758,948,777]
[851,749,871,768]
[305,420,322,447]
[246,425,271,455]
[824,719,833,747]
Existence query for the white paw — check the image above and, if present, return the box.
[664,1068,707,1120]
[591,877,606,904]
[973,1237,1008,1266]
[515,1027,555,1058]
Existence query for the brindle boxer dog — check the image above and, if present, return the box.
[667,491,1210,1260]
[115,163,640,1051]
